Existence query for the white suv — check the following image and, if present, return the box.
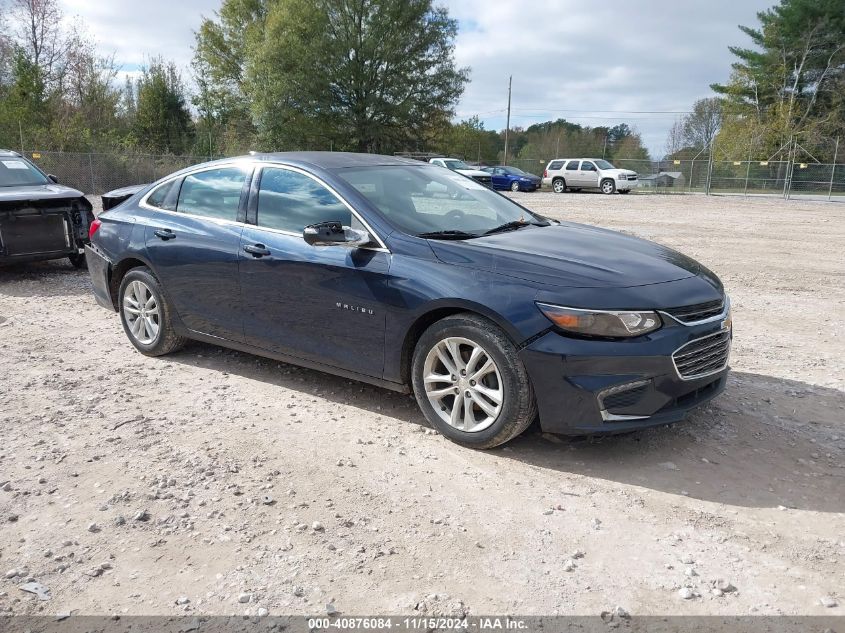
[429,157,492,186]
[543,158,638,194]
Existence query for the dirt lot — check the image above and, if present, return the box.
[0,192,843,618]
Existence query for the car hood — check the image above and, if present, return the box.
[429,222,704,289]
[455,168,491,178]
[0,183,85,202]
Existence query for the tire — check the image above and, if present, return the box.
[552,178,566,194]
[118,266,185,356]
[411,313,537,449]
[68,252,87,269]
[601,179,616,195]
[510,181,520,192]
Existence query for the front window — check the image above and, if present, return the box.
[595,159,615,170]
[581,162,597,172]
[334,165,545,238]
[0,157,49,187]
[442,159,469,171]
[257,167,351,232]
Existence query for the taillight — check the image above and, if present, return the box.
[88,219,102,240]
[543,169,548,177]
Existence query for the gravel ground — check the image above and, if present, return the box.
[0,192,843,618]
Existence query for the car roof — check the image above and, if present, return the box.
[0,149,23,157]
[244,151,421,169]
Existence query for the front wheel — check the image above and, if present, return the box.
[118,267,186,356]
[68,252,87,269]
[411,314,537,449]
[552,178,566,194]
[510,181,520,192]
[601,179,616,195]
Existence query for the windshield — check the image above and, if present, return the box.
[0,157,49,187]
[334,165,545,238]
[595,159,615,170]
[442,159,469,170]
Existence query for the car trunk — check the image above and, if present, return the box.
[0,199,81,258]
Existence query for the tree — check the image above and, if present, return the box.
[195,0,469,152]
[9,0,68,89]
[682,97,722,150]
[712,0,845,151]
[133,58,194,154]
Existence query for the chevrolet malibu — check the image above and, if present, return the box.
[86,152,731,448]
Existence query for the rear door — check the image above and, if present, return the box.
[238,165,389,378]
[564,160,582,186]
[142,164,251,342]
[490,167,509,189]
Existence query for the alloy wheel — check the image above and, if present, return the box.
[553,180,565,193]
[422,336,503,433]
[602,180,615,194]
[510,181,520,192]
[123,280,160,345]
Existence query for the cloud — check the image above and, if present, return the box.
[59,0,774,156]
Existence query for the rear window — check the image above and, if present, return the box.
[547,160,564,171]
[565,161,580,171]
[177,166,249,221]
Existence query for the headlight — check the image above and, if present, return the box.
[618,174,627,180]
[536,303,662,338]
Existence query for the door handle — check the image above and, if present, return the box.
[243,243,271,258]
[154,229,175,240]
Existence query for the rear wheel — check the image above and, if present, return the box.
[509,181,520,192]
[118,267,185,356]
[552,178,566,194]
[601,179,616,195]
[411,314,537,449]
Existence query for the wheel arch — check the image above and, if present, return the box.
[108,255,155,310]
[398,300,522,387]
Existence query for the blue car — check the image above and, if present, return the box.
[485,166,541,192]
[87,152,731,448]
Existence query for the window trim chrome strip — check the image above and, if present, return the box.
[138,159,390,253]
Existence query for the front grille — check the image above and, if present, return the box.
[672,330,731,379]
[664,299,724,323]
[627,175,638,181]
[602,384,648,411]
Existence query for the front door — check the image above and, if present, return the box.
[579,161,599,188]
[238,166,389,378]
[143,165,251,341]
[490,167,509,190]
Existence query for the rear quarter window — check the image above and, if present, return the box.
[146,179,181,211]
[547,161,564,171]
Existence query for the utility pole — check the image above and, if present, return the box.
[829,136,839,201]
[19,121,24,154]
[503,76,512,166]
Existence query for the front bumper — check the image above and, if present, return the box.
[617,179,639,191]
[519,312,730,435]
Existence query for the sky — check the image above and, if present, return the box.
[59,0,775,157]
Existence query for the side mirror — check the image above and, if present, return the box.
[48,174,59,183]
[303,221,371,248]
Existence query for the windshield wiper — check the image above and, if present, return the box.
[417,230,479,240]
[483,220,539,236]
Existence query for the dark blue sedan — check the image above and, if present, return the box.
[484,166,541,192]
[87,152,731,448]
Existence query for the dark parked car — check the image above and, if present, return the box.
[87,152,731,448]
[0,150,95,268]
[483,166,541,192]
[101,184,146,211]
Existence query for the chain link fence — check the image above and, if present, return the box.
[21,149,845,202]
[25,150,219,196]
